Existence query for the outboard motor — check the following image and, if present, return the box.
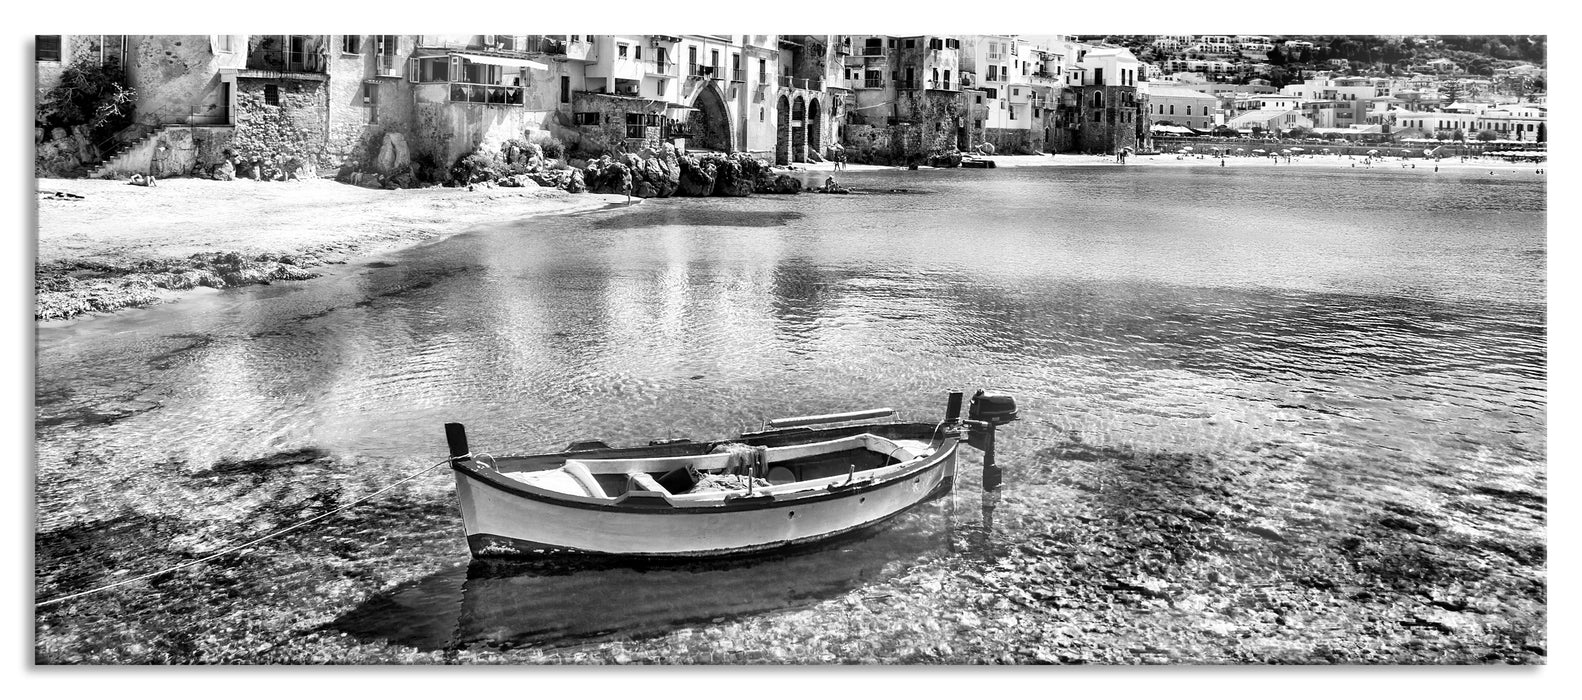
[968,390,1019,425]
[945,390,1018,492]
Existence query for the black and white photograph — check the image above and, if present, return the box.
[23,9,1558,685]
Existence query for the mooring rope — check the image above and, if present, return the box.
[35,455,459,609]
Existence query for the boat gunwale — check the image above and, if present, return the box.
[452,427,957,515]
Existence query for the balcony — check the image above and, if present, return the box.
[860,45,885,57]
[731,68,745,83]
[835,38,852,55]
[246,35,327,74]
[449,82,525,106]
[526,36,567,55]
[896,79,920,90]
[645,60,674,76]
[688,63,718,78]
[863,78,884,89]
[373,54,401,78]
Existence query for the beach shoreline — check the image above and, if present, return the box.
[34,178,632,321]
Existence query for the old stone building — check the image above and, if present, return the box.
[40,34,1169,180]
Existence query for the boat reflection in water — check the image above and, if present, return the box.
[328,498,955,652]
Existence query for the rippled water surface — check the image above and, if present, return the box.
[35,164,1545,659]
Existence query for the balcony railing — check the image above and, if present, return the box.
[896,80,920,90]
[449,82,525,105]
[688,63,717,77]
[731,68,745,82]
[860,46,884,56]
[249,47,324,73]
[835,38,852,54]
[863,78,884,88]
[778,76,824,91]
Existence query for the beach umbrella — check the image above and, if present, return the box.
[1252,149,1265,154]
[1236,148,1245,153]
[1290,147,1304,152]
[1181,146,1193,151]
[1367,149,1379,155]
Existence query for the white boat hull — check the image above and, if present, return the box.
[453,442,957,558]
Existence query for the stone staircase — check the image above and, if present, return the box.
[86,125,164,179]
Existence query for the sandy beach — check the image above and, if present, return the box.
[34,178,631,320]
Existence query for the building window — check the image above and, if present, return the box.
[758,58,766,83]
[343,36,363,55]
[215,35,235,54]
[635,45,642,60]
[618,44,629,59]
[561,75,570,103]
[573,112,600,126]
[759,107,765,121]
[264,84,280,106]
[36,35,62,62]
[905,38,915,48]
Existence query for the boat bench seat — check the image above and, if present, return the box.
[626,472,669,495]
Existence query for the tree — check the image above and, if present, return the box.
[1452,128,1466,143]
[1537,122,1546,142]
[1476,130,1497,141]
[1441,82,1463,105]
[35,56,136,146]
[1267,47,1286,66]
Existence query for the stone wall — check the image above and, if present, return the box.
[232,77,330,172]
[409,86,556,172]
[569,93,669,157]
[984,127,1043,155]
[843,89,973,165]
[93,125,235,179]
[1067,85,1139,154]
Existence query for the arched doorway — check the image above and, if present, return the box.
[687,83,733,152]
[791,95,806,162]
[807,98,822,160]
[775,94,790,165]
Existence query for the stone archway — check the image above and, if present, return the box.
[807,97,822,160]
[791,95,806,162]
[687,82,733,152]
[775,94,791,165]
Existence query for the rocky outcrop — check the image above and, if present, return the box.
[582,145,681,199]
[763,174,802,194]
[928,151,963,168]
[673,152,778,197]
[676,154,718,196]
[372,133,411,175]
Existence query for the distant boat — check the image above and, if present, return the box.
[445,390,1018,559]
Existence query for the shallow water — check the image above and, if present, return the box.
[34,163,1545,659]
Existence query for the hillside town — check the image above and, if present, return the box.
[35,34,1547,184]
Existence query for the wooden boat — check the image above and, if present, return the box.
[444,390,1018,559]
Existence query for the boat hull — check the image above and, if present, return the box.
[453,439,957,559]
